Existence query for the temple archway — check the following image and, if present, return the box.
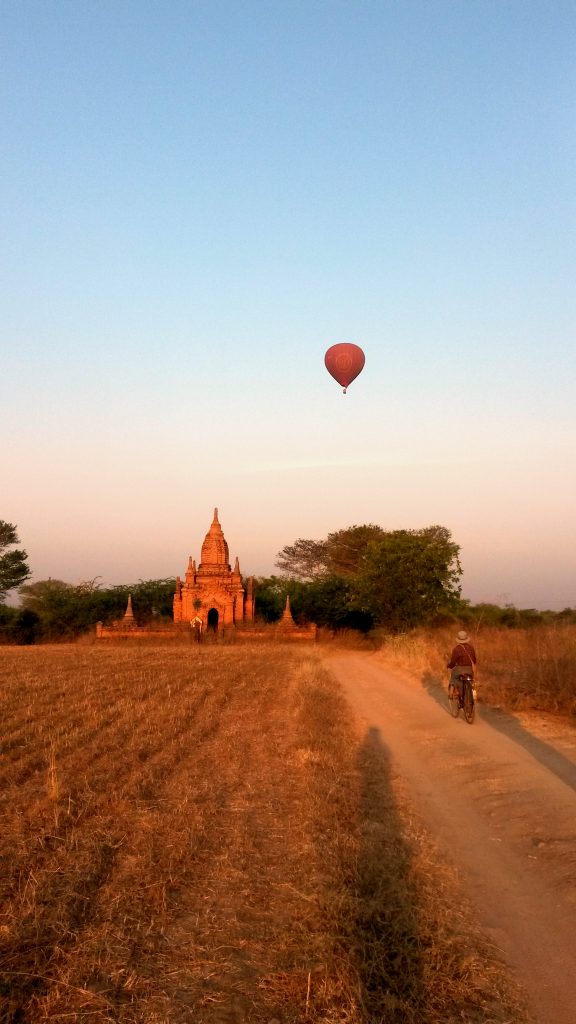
[207,608,219,632]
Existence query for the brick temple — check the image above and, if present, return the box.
[173,508,254,630]
[96,508,316,642]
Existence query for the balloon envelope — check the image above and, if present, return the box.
[324,343,365,392]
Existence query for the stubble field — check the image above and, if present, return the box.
[0,644,529,1024]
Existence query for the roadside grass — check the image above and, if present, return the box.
[1,645,529,1023]
[375,625,576,717]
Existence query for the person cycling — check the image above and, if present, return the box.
[447,629,477,698]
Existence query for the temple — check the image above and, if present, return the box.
[173,508,254,630]
[96,508,316,642]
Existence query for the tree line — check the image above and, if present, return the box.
[1,518,574,643]
[261,524,576,630]
[258,523,462,631]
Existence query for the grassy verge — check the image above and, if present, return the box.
[1,645,529,1022]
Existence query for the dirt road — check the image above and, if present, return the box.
[324,652,576,1024]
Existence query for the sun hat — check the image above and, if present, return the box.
[457,630,469,642]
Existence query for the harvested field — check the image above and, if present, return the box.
[1,645,528,1023]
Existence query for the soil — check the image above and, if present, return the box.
[323,652,576,1024]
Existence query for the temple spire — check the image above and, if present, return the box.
[200,507,230,568]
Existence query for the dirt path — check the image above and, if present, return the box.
[323,652,576,1024]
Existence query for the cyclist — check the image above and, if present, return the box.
[447,630,477,699]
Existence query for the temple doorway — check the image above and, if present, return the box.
[207,608,219,632]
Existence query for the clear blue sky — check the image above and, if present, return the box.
[2,0,575,609]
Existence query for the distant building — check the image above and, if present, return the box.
[173,508,254,631]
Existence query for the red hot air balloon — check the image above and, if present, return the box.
[324,343,365,394]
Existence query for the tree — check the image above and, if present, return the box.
[354,526,462,631]
[299,574,374,631]
[19,579,80,639]
[19,577,177,640]
[253,576,310,623]
[0,521,31,601]
[325,524,385,576]
[128,578,176,619]
[253,576,286,621]
[274,539,329,580]
[275,524,385,580]
[275,523,461,632]
[0,603,41,645]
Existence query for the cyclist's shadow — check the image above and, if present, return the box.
[420,671,576,793]
[421,670,456,717]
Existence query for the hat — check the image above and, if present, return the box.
[457,630,469,642]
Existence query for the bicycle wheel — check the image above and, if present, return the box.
[448,686,460,718]
[463,680,475,724]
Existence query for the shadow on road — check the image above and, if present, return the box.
[480,705,576,793]
[351,725,425,1022]
[421,671,576,793]
[420,670,455,717]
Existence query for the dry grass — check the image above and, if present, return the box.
[375,625,576,717]
[1,644,530,1022]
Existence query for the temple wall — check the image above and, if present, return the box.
[179,589,238,625]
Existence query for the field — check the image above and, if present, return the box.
[1,644,529,1024]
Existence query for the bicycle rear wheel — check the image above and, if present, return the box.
[448,686,460,718]
[463,680,475,724]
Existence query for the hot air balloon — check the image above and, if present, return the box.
[324,343,365,394]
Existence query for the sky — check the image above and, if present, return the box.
[2,0,575,611]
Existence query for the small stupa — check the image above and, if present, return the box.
[123,594,135,624]
[278,595,296,628]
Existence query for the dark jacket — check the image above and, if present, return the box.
[447,642,477,669]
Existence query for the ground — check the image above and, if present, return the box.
[2,643,575,1023]
[325,650,576,1024]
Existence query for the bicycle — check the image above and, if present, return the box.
[448,672,476,724]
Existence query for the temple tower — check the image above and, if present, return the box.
[173,509,254,629]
